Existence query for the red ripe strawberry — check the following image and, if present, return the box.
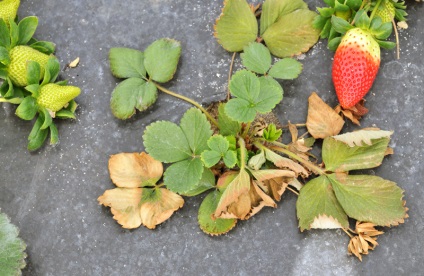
[332,28,380,109]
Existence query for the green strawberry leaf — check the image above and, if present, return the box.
[0,46,10,66]
[49,123,59,145]
[268,58,303,80]
[180,108,213,155]
[15,96,37,120]
[55,109,76,119]
[28,115,49,151]
[182,168,216,197]
[201,135,237,168]
[328,174,407,226]
[0,77,14,98]
[372,22,393,40]
[322,136,390,172]
[334,1,350,13]
[260,0,308,36]
[9,19,19,48]
[317,7,335,18]
[218,103,241,136]
[144,38,181,83]
[297,175,349,231]
[110,78,158,119]
[163,157,204,195]
[328,36,342,51]
[143,121,192,163]
[262,9,320,58]
[353,9,370,29]
[214,0,258,52]
[240,42,272,75]
[39,107,53,130]
[330,15,354,34]
[0,20,10,49]
[346,0,361,10]
[109,47,146,79]
[30,41,55,55]
[263,123,282,141]
[42,57,60,85]
[0,212,27,275]
[376,39,396,50]
[17,16,38,46]
[26,60,41,86]
[198,190,237,236]
[225,71,283,122]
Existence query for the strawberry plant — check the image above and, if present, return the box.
[100,0,410,261]
[0,2,81,151]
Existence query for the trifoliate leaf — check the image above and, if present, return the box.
[15,96,37,121]
[0,212,27,276]
[108,152,163,188]
[240,42,272,74]
[260,0,308,36]
[98,188,144,229]
[214,0,258,52]
[110,78,158,119]
[268,58,303,80]
[17,16,38,46]
[201,135,237,168]
[306,92,344,139]
[262,9,320,57]
[163,158,204,195]
[297,175,349,231]
[143,121,192,163]
[182,168,216,197]
[332,129,392,147]
[262,123,282,142]
[139,188,184,229]
[144,38,181,83]
[109,47,146,79]
[218,103,241,136]
[328,174,407,226]
[322,136,390,172]
[198,190,237,236]
[180,108,213,155]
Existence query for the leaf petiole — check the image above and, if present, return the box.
[0,97,23,104]
[369,0,383,21]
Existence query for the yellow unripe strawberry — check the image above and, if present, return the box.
[8,45,51,87]
[37,84,81,112]
[0,0,20,26]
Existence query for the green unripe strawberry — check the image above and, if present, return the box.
[8,45,51,87]
[0,0,20,26]
[37,84,81,112]
[375,0,396,23]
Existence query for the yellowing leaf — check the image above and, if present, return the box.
[306,92,344,139]
[98,188,143,229]
[264,148,309,177]
[333,129,393,147]
[108,152,163,188]
[139,188,184,229]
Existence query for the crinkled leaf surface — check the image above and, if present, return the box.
[306,92,344,139]
[198,190,237,236]
[143,121,192,163]
[110,78,158,119]
[214,0,258,52]
[109,48,146,79]
[297,175,349,231]
[241,42,272,74]
[218,103,241,136]
[108,152,163,188]
[144,38,181,83]
[263,9,320,57]
[268,58,303,80]
[180,108,213,155]
[328,174,407,226]
[139,188,184,229]
[323,136,390,172]
[163,158,204,195]
[0,212,27,276]
[332,129,393,147]
[260,0,308,35]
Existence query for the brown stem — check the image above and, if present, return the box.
[342,228,354,238]
[287,186,299,196]
[227,52,237,101]
[392,18,400,60]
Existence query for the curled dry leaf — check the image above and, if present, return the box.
[348,221,384,261]
[109,152,163,188]
[335,100,368,126]
[261,177,288,202]
[264,148,310,178]
[306,92,344,139]
[69,57,80,68]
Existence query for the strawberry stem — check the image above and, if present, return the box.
[392,18,400,59]
[370,0,383,21]
[154,83,219,128]
[227,52,237,101]
[238,137,247,170]
[0,97,23,104]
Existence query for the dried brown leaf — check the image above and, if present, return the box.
[264,148,309,178]
[247,181,276,219]
[108,152,163,188]
[263,177,288,202]
[306,92,345,139]
[310,214,344,229]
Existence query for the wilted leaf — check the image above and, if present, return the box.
[248,168,295,182]
[98,188,144,229]
[198,190,237,236]
[241,42,272,74]
[323,135,390,172]
[216,171,238,191]
[108,152,163,188]
[262,177,288,201]
[248,150,266,170]
[139,188,184,229]
[306,92,344,139]
[248,181,276,218]
[329,174,408,226]
[0,212,27,275]
[263,9,320,57]
[332,129,393,147]
[297,175,349,231]
[214,0,258,52]
[264,148,309,177]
